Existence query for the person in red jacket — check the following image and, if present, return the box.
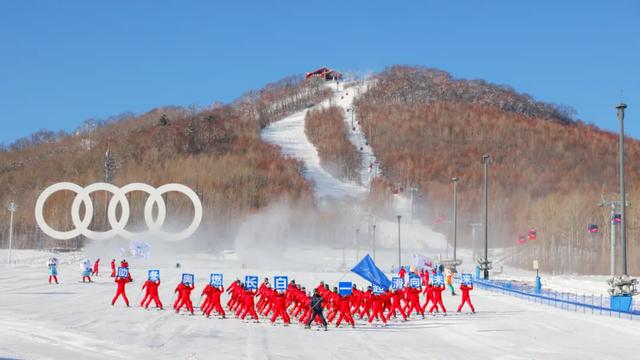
[226,279,241,310]
[326,288,340,323]
[270,290,291,325]
[421,282,435,312]
[240,288,259,321]
[457,284,475,313]
[143,279,163,309]
[385,288,407,321]
[200,283,213,315]
[406,286,425,318]
[175,281,195,314]
[256,278,270,309]
[358,287,373,320]
[204,285,226,318]
[111,273,131,306]
[92,258,100,276]
[429,284,447,315]
[110,259,116,277]
[335,294,355,328]
[368,291,388,325]
[120,259,132,282]
[398,266,406,279]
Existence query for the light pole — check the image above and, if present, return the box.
[8,202,16,265]
[482,154,490,280]
[372,224,377,262]
[617,103,628,275]
[397,215,402,270]
[451,177,459,263]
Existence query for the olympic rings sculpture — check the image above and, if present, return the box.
[34,182,203,241]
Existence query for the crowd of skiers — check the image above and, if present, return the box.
[47,257,475,330]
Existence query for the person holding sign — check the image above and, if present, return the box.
[270,290,291,325]
[429,282,447,315]
[111,267,131,307]
[386,289,407,321]
[204,285,225,318]
[141,271,162,309]
[47,257,59,284]
[80,259,92,283]
[175,276,195,315]
[239,288,259,321]
[457,274,475,313]
[368,287,388,325]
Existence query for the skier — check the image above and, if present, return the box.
[110,259,116,277]
[47,257,59,284]
[405,286,425,318]
[81,258,92,282]
[111,271,131,306]
[175,280,195,315]
[270,290,291,325]
[457,283,475,313]
[421,282,435,312]
[120,259,132,282]
[335,292,355,328]
[239,287,259,321]
[368,291,388,325]
[142,277,163,309]
[385,288,407,321]
[92,258,100,276]
[304,288,328,331]
[429,283,447,315]
[445,271,456,295]
[398,266,406,279]
[204,285,225,318]
[200,282,213,315]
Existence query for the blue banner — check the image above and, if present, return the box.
[148,269,160,282]
[210,273,223,287]
[182,273,194,285]
[116,267,129,278]
[245,275,258,290]
[351,254,391,289]
[338,282,352,296]
[274,276,288,291]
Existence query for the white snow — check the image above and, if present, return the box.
[1,249,639,360]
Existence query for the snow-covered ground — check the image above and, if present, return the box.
[2,249,640,360]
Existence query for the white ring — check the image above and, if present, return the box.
[34,182,202,241]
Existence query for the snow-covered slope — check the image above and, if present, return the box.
[2,249,640,360]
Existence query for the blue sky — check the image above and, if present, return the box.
[0,1,638,144]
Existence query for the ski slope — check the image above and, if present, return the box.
[1,249,639,360]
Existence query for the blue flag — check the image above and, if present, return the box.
[351,254,391,289]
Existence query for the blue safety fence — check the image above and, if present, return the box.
[473,278,640,320]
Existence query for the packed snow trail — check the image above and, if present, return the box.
[2,250,640,360]
[261,81,447,251]
[261,83,366,201]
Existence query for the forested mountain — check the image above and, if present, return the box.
[356,66,640,274]
[0,76,329,249]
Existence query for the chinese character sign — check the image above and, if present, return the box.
[148,269,160,282]
[210,273,223,287]
[391,277,404,290]
[182,273,195,285]
[461,273,473,286]
[245,275,258,290]
[409,275,421,288]
[338,282,352,296]
[116,267,129,278]
[274,276,288,291]
[372,285,384,294]
[433,274,445,286]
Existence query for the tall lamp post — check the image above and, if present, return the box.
[481,154,490,280]
[397,215,402,270]
[8,202,16,265]
[617,103,628,275]
[451,177,459,263]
